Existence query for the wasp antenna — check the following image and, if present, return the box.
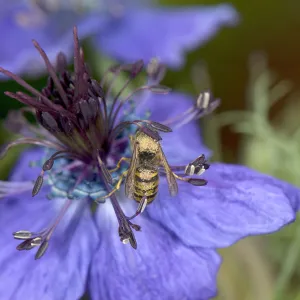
[140,125,162,141]
[145,121,172,133]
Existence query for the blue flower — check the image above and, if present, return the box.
[0,28,299,300]
[0,0,239,76]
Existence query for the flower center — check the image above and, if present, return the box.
[42,118,137,202]
[1,28,219,256]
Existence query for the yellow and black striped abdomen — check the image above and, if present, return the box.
[133,168,159,204]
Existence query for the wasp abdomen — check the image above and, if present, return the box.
[133,168,159,204]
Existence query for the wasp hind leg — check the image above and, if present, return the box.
[127,196,148,221]
[172,173,207,186]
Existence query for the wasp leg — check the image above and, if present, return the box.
[159,165,186,175]
[96,170,128,201]
[127,196,148,221]
[172,173,189,182]
[173,173,207,186]
[109,157,131,173]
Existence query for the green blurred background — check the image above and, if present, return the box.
[2,0,300,299]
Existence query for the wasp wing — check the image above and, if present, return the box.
[125,140,139,200]
[159,145,178,197]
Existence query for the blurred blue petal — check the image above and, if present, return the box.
[9,148,44,181]
[0,2,104,76]
[0,189,98,300]
[0,2,238,77]
[147,164,300,248]
[89,201,221,300]
[136,92,211,160]
[95,4,239,67]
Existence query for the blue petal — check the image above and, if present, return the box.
[147,164,300,248]
[0,190,98,300]
[136,92,211,161]
[0,3,103,77]
[95,4,239,67]
[9,148,45,181]
[89,201,221,300]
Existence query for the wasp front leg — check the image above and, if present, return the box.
[109,157,131,173]
[172,173,207,186]
[95,170,128,202]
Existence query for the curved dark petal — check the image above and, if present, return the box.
[0,3,104,77]
[89,201,221,300]
[147,164,300,248]
[9,148,45,181]
[136,92,211,162]
[0,190,98,300]
[95,5,238,68]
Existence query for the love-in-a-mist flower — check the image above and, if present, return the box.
[1,28,300,300]
[0,0,239,76]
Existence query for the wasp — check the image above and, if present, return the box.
[97,124,208,209]
[125,130,178,204]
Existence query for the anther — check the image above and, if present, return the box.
[32,174,44,197]
[35,240,49,260]
[13,230,33,240]
[30,236,42,246]
[130,223,142,232]
[42,158,54,171]
[185,155,209,176]
[187,178,208,186]
[16,239,36,251]
[162,91,220,129]
[118,219,139,250]
[149,85,171,94]
[14,198,73,259]
[146,58,166,83]
[129,60,144,78]
[128,232,137,249]
[195,91,220,117]
[40,111,60,133]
